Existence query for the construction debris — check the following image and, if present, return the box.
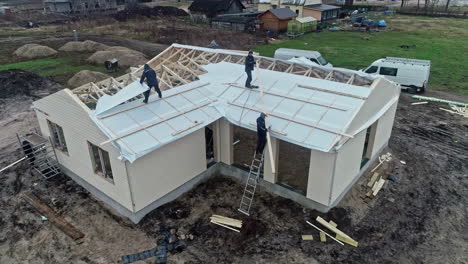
[316,216,358,247]
[210,215,242,232]
[412,95,468,107]
[305,220,344,246]
[22,192,84,241]
[371,152,393,172]
[302,235,313,240]
[367,172,379,187]
[372,178,386,196]
[439,105,468,118]
[320,232,327,242]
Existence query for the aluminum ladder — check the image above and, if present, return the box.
[238,151,264,216]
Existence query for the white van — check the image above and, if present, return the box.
[274,48,333,68]
[361,57,431,93]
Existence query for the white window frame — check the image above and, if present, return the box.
[47,120,68,154]
[88,142,114,183]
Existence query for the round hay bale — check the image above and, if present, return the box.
[67,70,111,88]
[14,44,58,59]
[86,47,147,67]
[59,40,109,52]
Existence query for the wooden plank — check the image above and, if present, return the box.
[210,220,240,232]
[305,221,344,246]
[320,232,327,242]
[371,177,382,192]
[298,84,368,100]
[367,172,379,188]
[229,102,353,138]
[329,220,337,227]
[171,121,204,136]
[100,100,215,146]
[22,192,84,241]
[411,101,428,105]
[209,217,242,228]
[336,234,359,247]
[302,235,313,241]
[372,179,386,196]
[97,83,209,119]
[212,215,242,223]
[316,216,358,247]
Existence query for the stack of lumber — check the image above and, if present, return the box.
[365,172,386,199]
[210,215,242,233]
[316,216,358,247]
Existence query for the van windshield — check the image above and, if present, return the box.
[317,56,328,66]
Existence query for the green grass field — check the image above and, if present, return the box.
[0,56,105,76]
[256,15,468,94]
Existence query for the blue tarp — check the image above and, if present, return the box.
[378,20,387,27]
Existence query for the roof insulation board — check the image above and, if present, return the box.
[90,61,375,162]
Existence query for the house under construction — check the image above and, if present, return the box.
[32,44,400,223]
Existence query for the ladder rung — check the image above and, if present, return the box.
[238,208,250,216]
[245,190,254,195]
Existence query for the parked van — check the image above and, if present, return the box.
[361,57,431,93]
[274,48,333,68]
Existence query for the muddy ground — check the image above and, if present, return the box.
[0,69,467,264]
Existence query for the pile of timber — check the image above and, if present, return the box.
[365,172,386,199]
[305,216,358,247]
[210,215,242,233]
[440,105,468,118]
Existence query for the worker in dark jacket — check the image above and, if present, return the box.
[245,51,258,89]
[140,64,162,103]
[256,113,269,154]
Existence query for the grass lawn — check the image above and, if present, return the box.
[255,15,468,94]
[0,52,126,86]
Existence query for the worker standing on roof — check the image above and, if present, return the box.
[140,64,162,104]
[256,113,270,154]
[245,51,258,89]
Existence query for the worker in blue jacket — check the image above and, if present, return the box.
[140,64,162,103]
[256,113,270,154]
[245,51,258,89]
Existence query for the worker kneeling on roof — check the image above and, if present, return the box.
[256,113,270,154]
[140,64,162,104]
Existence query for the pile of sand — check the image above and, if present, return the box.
[86,46,147,67]
[67,70,110,88]
[13,44,58,59]
[59,40,109,52]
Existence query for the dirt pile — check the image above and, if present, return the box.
[67,70,110,88]
[0,69,61,98]
[114,6,189,21]
[13,44,58,59]
[87,46,147,67]
[59,40,109,52]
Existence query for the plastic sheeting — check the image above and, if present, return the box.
[90,61,390,163]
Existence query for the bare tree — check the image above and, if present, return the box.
[445,0,451,11]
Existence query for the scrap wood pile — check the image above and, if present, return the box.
[440,105,468,118]
[210,215,242,232]
[364,152,393,200]
[303,216,358,247]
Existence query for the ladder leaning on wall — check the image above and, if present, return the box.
[238,151,264,216]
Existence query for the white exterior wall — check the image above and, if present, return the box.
[33,90,134,211]
[126,128,207,212]
[331,130,366,201]
[306,149,336,205]
[369,101,398,157]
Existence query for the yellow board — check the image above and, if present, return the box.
[302,235,313,241]
[320,232,326,242]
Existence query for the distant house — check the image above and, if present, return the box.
[43,0,121,14]
[211,11,262,31]
[258,0,340,21]
[189,0,246,20]
[258,8,297,33]
[303,4,341,21]
[258,0,321,17]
